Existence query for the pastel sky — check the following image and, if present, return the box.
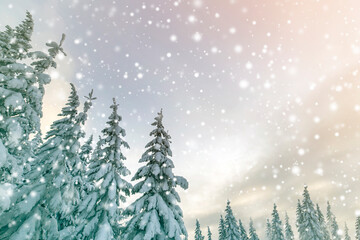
[2,0,360,238]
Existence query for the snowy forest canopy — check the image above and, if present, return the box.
[1,11,360,240]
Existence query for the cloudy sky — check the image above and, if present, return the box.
[2,0,360,238]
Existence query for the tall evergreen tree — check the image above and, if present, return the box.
[238,219,248,240]
[194,220,205,240]
[330,217,340,240]
[75,98,132,239]
[316,203,330,240]
[299,186,323,240]
[224,200,241,240]
[284,212,294,240]
[248,219,260,240]
[271,204,285,240]
[266,218,272,240]
[122,110,189,240]
[326,202,333,237]
[344,223,351,240]
[219,215,226,240]
[207,226,212,240]
[296,199,303,235]
[355,216,360,240]
[0,85,94,239]
[327,201,340,240]
[0,12,64,185]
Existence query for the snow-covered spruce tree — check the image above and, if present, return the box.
[295,199,303,235]
[238,219,248,240]
[344,223,351,240]
[316,203,330,240]
[224,200,241,240]
[326,202,333,237]
[219,215,226,240]
[248,219,260,240]
[0,85,94,239]
[40,85,95,234]
[327,201,340,240]
[271,204,285,240]
[299,186,323,240]
[284,212,294,240]
[207,226,212,240]
[0,12,65,185]
[122,109,189,240]
[75,98,132,240]
[266,218,272,240]
[195,219,205,240]
[356,216,360,240]
[330,216,340,240]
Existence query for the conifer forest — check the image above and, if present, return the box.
[2,1,360,240]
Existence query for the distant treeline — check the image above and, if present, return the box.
[194,186,359,240]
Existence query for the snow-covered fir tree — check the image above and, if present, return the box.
[195,219,205,240]
[266,218,272,240]
[296,199,303,235]
[248,219,260,240]
[40,84,95,233]
[0,12,64,186]
[284,212,294,240]
[75,98,132,240]
[299,186,323,240]
[356,216,360,240]
[330,216,340,240]
[219,215,226,240]
[271,204,285,240]
[207,226,212,240]
[224,200,241,240]
[238,219,248,240]
[327,201,340,240]
[122,109,189,240]
[316,203,330,240]
[0,84,94,239]
[344,223,351,240]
